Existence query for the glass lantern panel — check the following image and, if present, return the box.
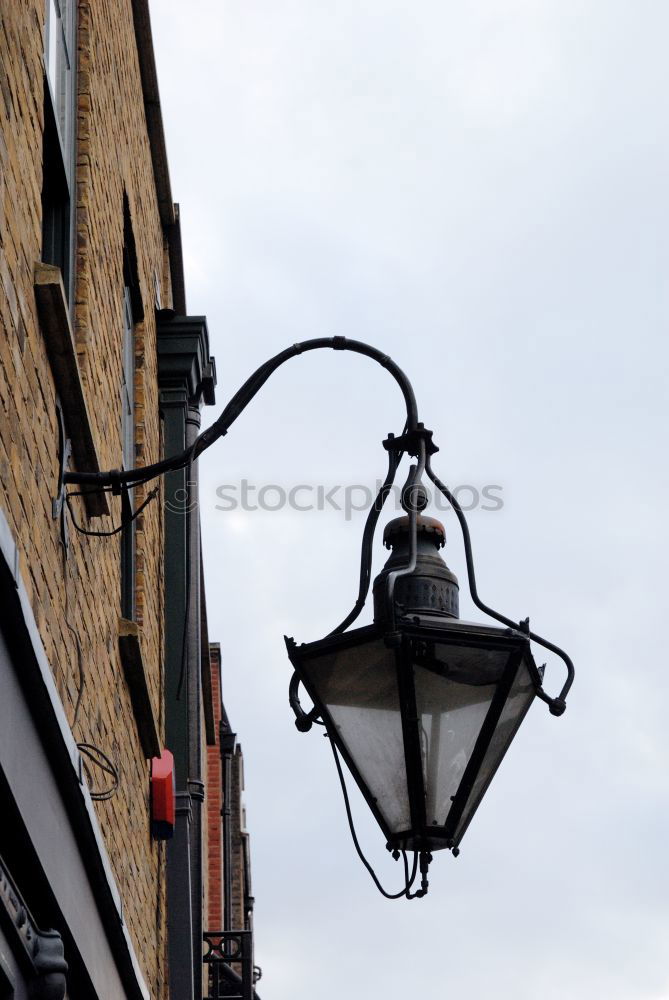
[452,657,536,845]
[299,638,411,834]
[413,658,501,828]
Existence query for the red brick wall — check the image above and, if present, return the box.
[207,643,223,929]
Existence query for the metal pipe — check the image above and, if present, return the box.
[185,403,204,1000]
[222,742,233,934]
[219,719,236,935]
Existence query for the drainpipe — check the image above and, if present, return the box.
[158,312,216,1000]
[186,398,205,1000]
[219,721,236,934]
[162,381,194,1000]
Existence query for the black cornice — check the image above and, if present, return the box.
[156,312,217,406]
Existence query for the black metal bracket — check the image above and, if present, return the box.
[288,668,321,732]
[383,423,438,459]
[109,468,125,496]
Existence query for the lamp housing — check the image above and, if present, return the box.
[286,516,544,854]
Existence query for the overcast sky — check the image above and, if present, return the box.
[149,3,669,997]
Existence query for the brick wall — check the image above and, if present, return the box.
[207,643,223,930]
[205,644,253,935]
[0,1,173,995]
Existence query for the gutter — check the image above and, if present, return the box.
[129,0,174,227]
[130,0,187,313]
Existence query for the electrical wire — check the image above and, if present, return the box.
[65,485,159,537]
[77,742,119,801]
[327,731,421,900]
[61,538,86,730]
[65,616,85,730]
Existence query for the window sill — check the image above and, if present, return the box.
[33,262,109,517]
[118,618,161,759]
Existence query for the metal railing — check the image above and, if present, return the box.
[203,931,254,1000]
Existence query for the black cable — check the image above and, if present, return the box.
[401,849,425,899]
[65,485,159,537]
[66,617,85,729]
[77,742,119,801]
[61,545,86,730]
[327,732,419,900]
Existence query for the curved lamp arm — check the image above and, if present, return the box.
[64,336,419,490]
[62,334,573,717]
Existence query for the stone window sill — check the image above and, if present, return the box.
[118,618,160,759]
[33,262,109,517]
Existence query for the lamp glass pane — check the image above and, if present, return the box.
[298,638,411,834]
[413,657,501,828]
[452,657,536,845]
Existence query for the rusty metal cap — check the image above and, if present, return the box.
[383,515,446,549]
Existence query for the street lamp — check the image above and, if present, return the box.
[287,514,542,855]
[64,336,574,899]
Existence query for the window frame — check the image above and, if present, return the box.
[120,285,137,622]
[42,0,77,305]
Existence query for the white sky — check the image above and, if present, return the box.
[149,3,669,997]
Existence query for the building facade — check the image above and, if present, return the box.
[0,2,256,997]
[205,643,260,997]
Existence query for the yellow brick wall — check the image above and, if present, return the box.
[0,1,173,996]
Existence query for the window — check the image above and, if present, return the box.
[120,285,136,620]
[41,0,76,303]
[121,286,135,475]
[45,0,74,147]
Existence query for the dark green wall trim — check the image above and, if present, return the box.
[157,312,216,405]
[158,311,216,1000]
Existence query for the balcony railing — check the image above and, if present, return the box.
[203,930,254,1000]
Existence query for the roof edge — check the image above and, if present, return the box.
[130,1,189,312]
[130,0,175,228]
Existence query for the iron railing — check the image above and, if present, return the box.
[203,931,254,1000]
